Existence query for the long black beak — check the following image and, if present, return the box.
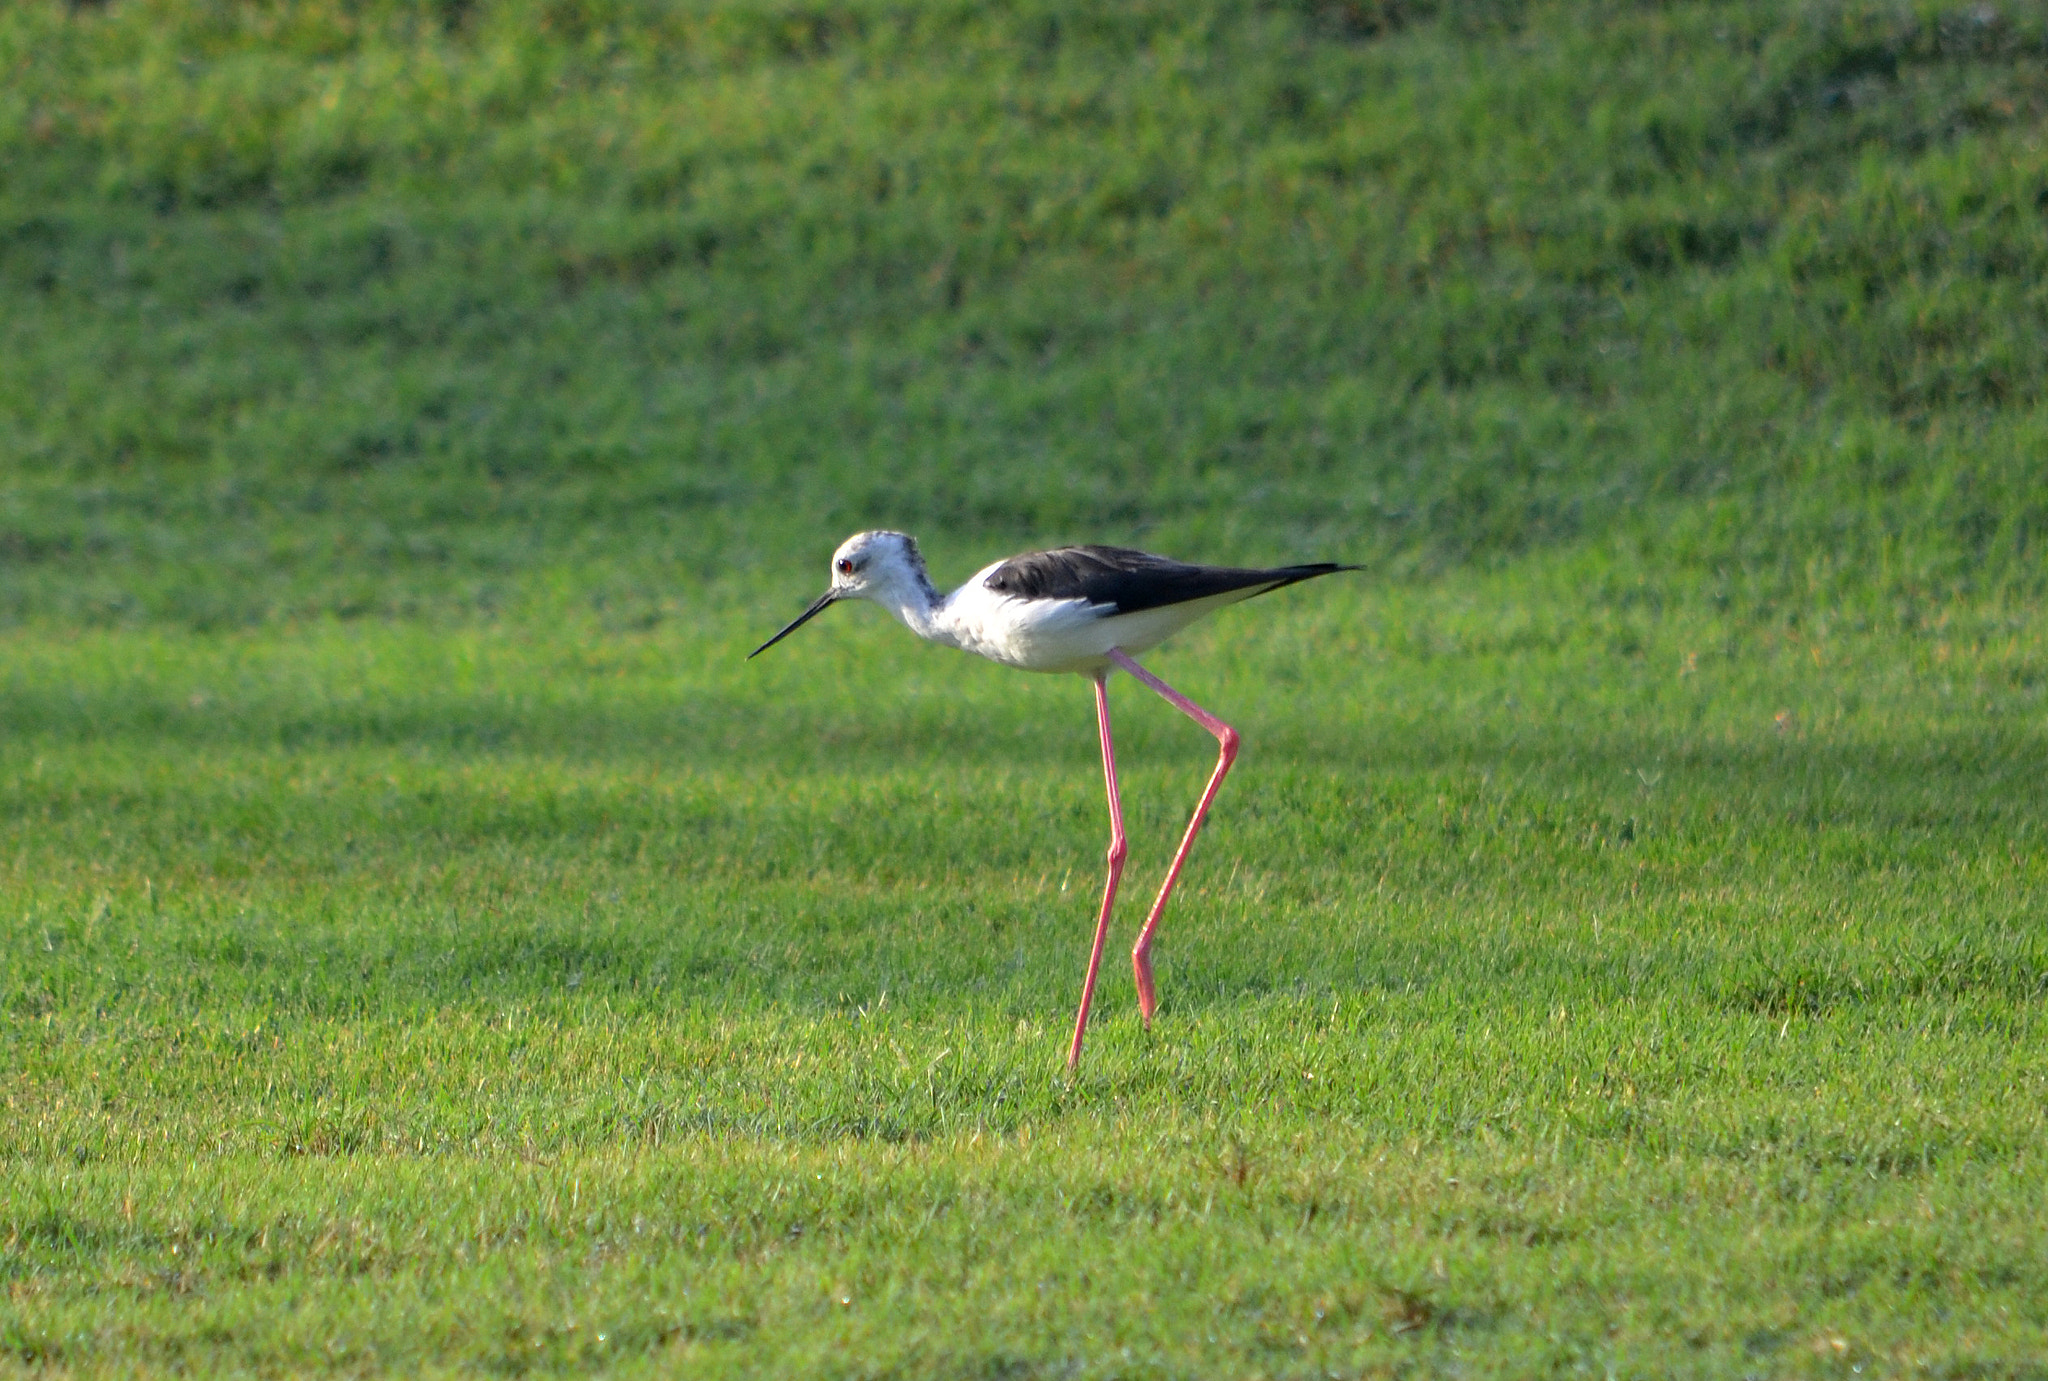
[748,589,838,658]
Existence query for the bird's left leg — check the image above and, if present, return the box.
[1106,648,1239,1027]
[1067,673,1128,1072]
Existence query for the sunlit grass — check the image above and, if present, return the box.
[4,554,2044,1373]
[6,0,2048,1370]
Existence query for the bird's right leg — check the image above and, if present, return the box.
[1067,673,1128,1071]
[1109,649,1240,1028]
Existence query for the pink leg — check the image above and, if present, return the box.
[1067,674,1129,1071]
[1107,648,1240,1027]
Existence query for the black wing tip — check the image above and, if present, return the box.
[1243,561,1364,598]
[1269,561,1365,580]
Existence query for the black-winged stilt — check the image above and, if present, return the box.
[751,531,1357,1069]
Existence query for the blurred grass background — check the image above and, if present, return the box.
[4,0,2045,626]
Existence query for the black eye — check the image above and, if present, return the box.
[836,558,855,576]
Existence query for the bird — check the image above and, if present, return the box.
[750,530,1358,1069]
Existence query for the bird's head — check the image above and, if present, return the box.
[749,531,932,657]
[824,530,928,603]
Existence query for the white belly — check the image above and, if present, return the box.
[937,580,1262,675]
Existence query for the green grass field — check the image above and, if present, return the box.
[5,0,2048,1374]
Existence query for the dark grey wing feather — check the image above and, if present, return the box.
[983,545,1355,614]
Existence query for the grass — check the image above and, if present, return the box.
[3,0,2047,1373]
[7,558,2045,1374]
[5,0,2048,625]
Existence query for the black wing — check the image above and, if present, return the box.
[983,545,1355,615]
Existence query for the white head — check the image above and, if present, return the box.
[749,531,937,657]
[828,529,939,601]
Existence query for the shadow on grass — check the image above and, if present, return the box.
[4,626,2044,1033]
[3,670,2045,782]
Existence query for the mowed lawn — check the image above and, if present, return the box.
[8,0,2048,1371]
[4,548,2044,1376]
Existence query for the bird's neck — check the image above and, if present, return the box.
[873,573,952,646]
